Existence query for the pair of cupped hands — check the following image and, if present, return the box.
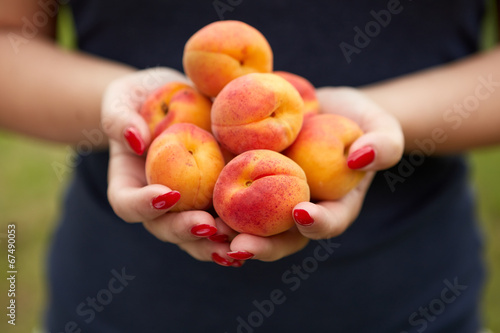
[101,67,404,267]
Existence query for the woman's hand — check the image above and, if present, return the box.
[101,67,244,267]
[102,71,403,266]
[225,87,404,261]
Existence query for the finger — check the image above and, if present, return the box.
[176,236,246,267]
[212,250,246,268]
[346,114,404,171]
[107,140,180,222]
[142,209,218,244]
[170,238,243,267]
[228,227,310,262]
[101,67,188,155]
[293,172,375,240]
[316,87,404,171]
[207,217,240,243]
[177,239,229,261]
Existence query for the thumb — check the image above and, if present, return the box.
[292,172,374,239]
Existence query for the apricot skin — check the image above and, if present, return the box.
[146,123,225,212]
[283,114,365,201]
[183,20,273,97]
[211,73,304,155]
[213,149,310,237]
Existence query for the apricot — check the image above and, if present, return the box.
[139,82,212,140]
[146,123,225,212]
[183,20,273,97]
[283,114,365,200]
[211,73,304,155]
[274,71,320,118]
[213,149,310,237]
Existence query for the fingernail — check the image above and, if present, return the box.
[293,209,314,226]
[124,127,145,155]
[191,224,217,237]
[227,251,254,260]
[347,146,375,169]
[152,191,180,210]
[212,253,233,267]
[208,234,229,243]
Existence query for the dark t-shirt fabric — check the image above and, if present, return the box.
[46,1,487,332]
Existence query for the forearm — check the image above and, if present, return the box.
[0,31,134,147]
[362,46,500,154]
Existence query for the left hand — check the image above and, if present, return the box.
[225,87,404,262]
[102,67,245,267]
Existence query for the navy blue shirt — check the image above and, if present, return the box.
[46,1,486,332]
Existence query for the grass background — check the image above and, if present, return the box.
[0,2,499,332]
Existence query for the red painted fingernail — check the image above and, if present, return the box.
[208,234,229,243]
[347,146,375,169]
[227,251,254,260]
[293,209,314,226]
[124,127,145,155]
[152,191,180,210]
[191,224,217,237]
[212,253,233,267]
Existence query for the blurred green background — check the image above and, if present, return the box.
[0,2,499,333]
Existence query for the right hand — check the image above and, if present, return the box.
[101,67,243,267]
[224,87,404,262]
